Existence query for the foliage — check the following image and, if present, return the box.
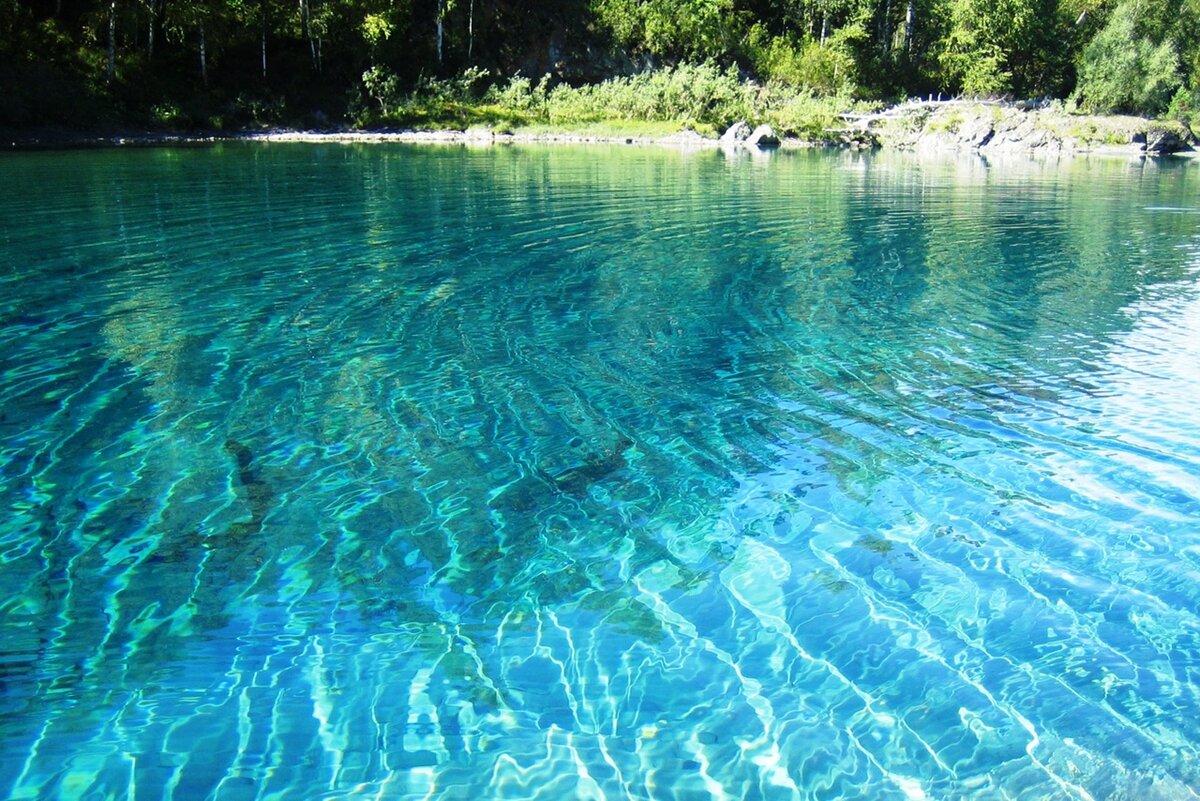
[760,85,860,139]
[1072,1,1182,115]
[361,14,394,50]
[358,63,753,128]
[358,64,504,125]
[0,0,1197,129]
[352,62,863,141]
[590,0,740,61]
[747,23,860,96]
[1166,86,1200,133]
[544,63,753,126]
[936,0,1067,96]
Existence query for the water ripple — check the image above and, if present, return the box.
[1,145,1199,800]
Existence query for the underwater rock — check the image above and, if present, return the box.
[223,438,273,530]
[552,435,634,496]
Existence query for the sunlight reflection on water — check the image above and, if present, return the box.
[0,144,1198,800]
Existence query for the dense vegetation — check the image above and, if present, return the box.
[2,0,1198,132]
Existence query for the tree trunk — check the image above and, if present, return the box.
[436,0,444,68]
[882,0,892,52]
[147,0,155,59]
[107,0,116,81]
[261,0,268,78]
[904,0,914,55]
[300,0,317,70]
[199,19,207,86]
[820,11,827,45]
[468,0,474,61]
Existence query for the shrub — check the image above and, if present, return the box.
[747,24,859,96]
[354,62,867,141]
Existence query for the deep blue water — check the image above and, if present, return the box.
[2,143,1199,800]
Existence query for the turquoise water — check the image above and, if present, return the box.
[1,143,1199,801]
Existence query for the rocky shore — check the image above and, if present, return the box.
[833,99,1194,156]
[4,100,1195,156]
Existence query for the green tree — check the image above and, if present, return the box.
[937,0,1067,95]
[1073,0,1182,114]
[591,0,742,61]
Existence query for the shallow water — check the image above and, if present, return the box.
[1,143,1199,800]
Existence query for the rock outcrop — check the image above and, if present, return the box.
[1143,123,1189,154]
[746,124,780,148]
[719,121,752,146]
[719,121,780,149]
[844,101,1194,156]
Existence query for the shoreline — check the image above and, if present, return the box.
[0,126,768,151]
[4,104,1196,159]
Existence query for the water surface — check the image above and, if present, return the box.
[2,144,1200,800]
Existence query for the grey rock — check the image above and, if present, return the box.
[958,117,994,148]
[838,128,878,149]
[746,124,780,148]
[1144,124,1189,154]
[668,129,709,145]
[464,127,496,143]
[719,121,752,145]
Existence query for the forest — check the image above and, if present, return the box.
[1,0,1198,133]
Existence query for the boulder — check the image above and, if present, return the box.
[838,128,878,149]
[719,121,752,145]
[746,124,780,148]
[1144,123,1190,154]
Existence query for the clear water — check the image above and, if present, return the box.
[2,144,1199,801]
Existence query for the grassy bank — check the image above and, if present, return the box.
[353,63,876,143]
[349,64,1198,154]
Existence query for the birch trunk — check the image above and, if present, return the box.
[300,0,318,70]
[904,0,914,54]
[261,0,268,78]
[882,0,892,52]
[107,0,116,81]
[199,19,207,86]
[436,0,444,67]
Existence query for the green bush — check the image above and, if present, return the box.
[353,62,866,141]
[747,24,859,96]
[540,63,753,127]
[760,86,858,140]
[485,74,551,115]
